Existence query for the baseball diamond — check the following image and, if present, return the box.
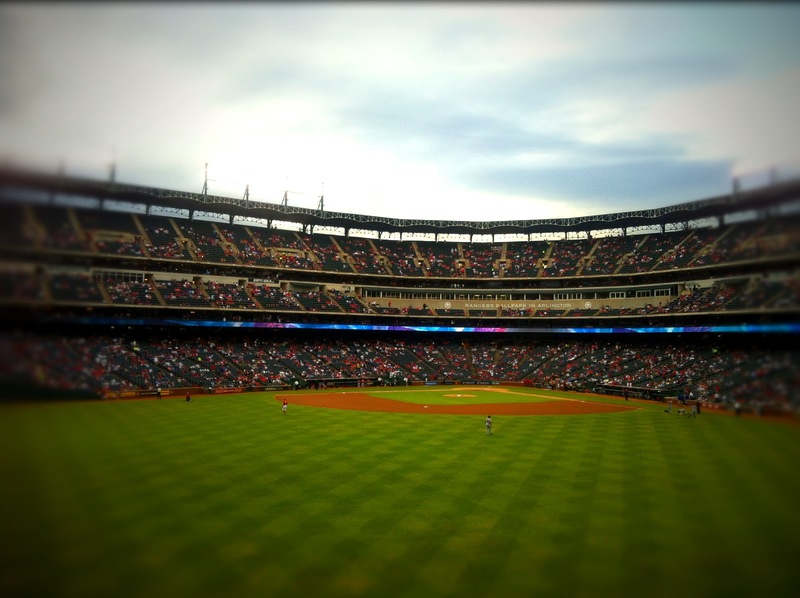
[275,388,637,415]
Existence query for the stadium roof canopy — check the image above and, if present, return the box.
[1,164,799,237]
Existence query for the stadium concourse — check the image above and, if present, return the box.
[0,165,798,417]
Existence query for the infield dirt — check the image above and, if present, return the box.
[276,389,636,416]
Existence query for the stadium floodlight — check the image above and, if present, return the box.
[200,162,218,199]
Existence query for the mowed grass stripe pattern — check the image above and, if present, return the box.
[1,389,799,598]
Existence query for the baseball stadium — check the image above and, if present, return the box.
[1,164,799,597]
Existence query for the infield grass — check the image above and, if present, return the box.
[1,387,799,598]
[366,387,560,405]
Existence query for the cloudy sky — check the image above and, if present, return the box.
[1,2,799,222]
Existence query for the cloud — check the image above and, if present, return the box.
[640,68,800,176]
[465,157,732,212]
[1,3,798,223]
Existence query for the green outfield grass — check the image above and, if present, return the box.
[1,387,799,598]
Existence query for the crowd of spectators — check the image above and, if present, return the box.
[3,192,799,421]
[294,290,342,312]
[328,289,371,314]
[177,221,238,264]
[94,238,147,257]
[205,281,260,309]
[245,284,302,310]
[104,280,160,305]
[156,279,212,307]
[248,228,306,251]
[582,235,640,276]
[504,241,548,277]
[2,332,797,416]
[541,240,588,277]
[461,244,503,278]
[336,237,388,275]
[415,241,461,277]
[3,202,798,282]
[7,267,799,321]
[234,236,275,266]
[141,223,188,260]
[372,239,426,277]
[298,234,351,273]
